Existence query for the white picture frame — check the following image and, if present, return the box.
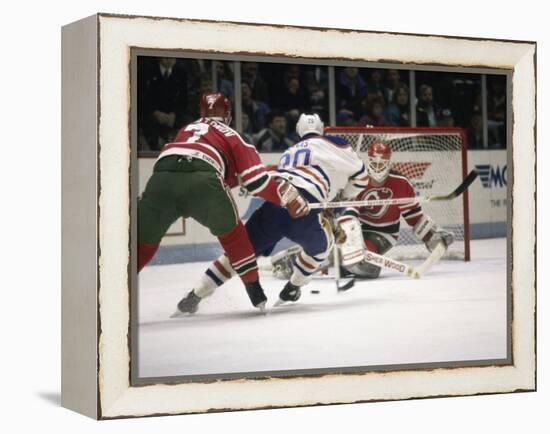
[61,13,536,419]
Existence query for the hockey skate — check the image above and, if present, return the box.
[171,291,202,317]
[244,281,268,314]
[274,281,302,307]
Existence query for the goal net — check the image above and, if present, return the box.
[324,127,470,261]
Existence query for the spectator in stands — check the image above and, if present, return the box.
[283,64,302,84]
[185,73,214,122]
[487,77,506,148]
[139,57,188,150]
[240,112,254,144]
[241,81,270,133]
[438,108,455,127]
[279,77,310,130]
[337,67,366,121]
[336,111,358,127]
[466,111,483,149]
[182,59,210,89]
[305,66,328,118]
[366,69,389,103]
[416,84,441,127]
[214,61,234,101]
[359,95,387,126]
[384,69,403,103]
[255,111,295,152]
[242,62,270,102]
[385,83,410,126]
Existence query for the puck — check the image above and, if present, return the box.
[310,290,320,294]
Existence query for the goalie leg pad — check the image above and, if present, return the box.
[346,261,382,279]
[271,245,302,280]
[412,214,437,242]
[342,231,394,279]
[336,216,365,267]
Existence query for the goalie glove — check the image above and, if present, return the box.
[277,178,310,218]
[412,215,454,252]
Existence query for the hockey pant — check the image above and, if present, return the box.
[137,156,259,284]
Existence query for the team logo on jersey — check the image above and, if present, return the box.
[475,164,507,188]
[362,188,393,218]
[391,162,431,179]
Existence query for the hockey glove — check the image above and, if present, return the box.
[277,179,310,218]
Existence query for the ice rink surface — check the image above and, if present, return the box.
[137,238,508,379]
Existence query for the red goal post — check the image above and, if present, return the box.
[324,126,471,261]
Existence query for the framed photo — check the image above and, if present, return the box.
[61,13,536,419]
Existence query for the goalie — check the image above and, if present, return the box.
[336,140,454,278]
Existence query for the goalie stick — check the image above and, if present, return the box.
[309,168,478,210]
[340,243,447,283]
[415,241,447,276]
[362,250,420,279]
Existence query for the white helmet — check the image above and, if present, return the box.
[296,113,324,138]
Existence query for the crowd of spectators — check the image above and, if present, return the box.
[138,57,328,152]
[335,67,410,127]
[137,56,507,153]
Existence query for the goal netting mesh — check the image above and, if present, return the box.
[325,127,470,261]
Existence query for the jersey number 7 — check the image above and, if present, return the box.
[184,123,209,143]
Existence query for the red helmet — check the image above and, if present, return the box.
[367,141,392,183]
[200,92,232,125]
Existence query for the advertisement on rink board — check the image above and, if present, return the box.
[137,150,508,248]
[468,150,508,225]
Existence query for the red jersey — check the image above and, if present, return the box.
[159,118,278,201]
[344,171,424,241]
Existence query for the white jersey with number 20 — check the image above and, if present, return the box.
[277,134,369,203]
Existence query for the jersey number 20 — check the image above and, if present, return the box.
[280,148,311,168]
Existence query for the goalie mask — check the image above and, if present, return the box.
[200,92,232,125]
[367,141,392,184]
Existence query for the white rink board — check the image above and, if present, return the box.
[137,238,507,379]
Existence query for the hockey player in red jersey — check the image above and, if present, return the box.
[337,140,454,278]
[138,93,309,311]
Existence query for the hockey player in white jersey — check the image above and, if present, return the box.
[175,114,368,314]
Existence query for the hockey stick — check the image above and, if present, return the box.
[333,245,356,292]
[415,242,447,277]
[362,250,420,279]
[312,245,442,290]
[309,169,478,210]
